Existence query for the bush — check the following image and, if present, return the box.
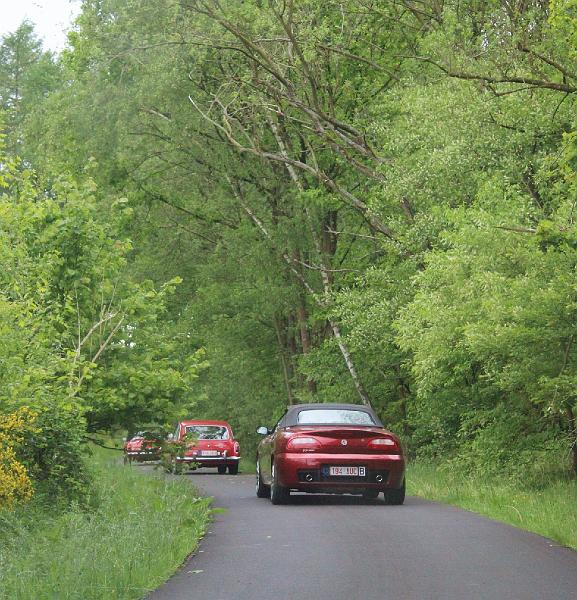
[20,403,91,504]
[445,404,569,487]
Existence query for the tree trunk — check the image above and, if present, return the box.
[329,319,371,406]
[274,317,295,405]
[394,364,411,436]
[567,403,577,477]
[296,298,317,394]
[293,251,317,394]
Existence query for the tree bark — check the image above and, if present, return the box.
[296,291,317,394]
[567,403,577,477]
[274,317,295,405]
[329,319,371,406]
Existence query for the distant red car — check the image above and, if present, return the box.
[256,403,405,504]
[123,431,164,463]
[171,420,240,474]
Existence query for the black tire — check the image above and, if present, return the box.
[217,465,227,474]
[270,463,290,505]
[256,461,270,498]
[384,478,405,505]
[362,489,380,500]
[228,463,239,475]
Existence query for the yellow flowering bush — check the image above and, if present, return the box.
[0,407,37,508]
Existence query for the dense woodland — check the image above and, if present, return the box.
[1,0,577,505]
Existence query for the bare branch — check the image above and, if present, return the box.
[406,56,577,93]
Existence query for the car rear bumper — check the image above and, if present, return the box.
[124,451,160,460]
[274,452,405,491]
[176,455,240,466]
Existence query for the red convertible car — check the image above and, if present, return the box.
[256,403,405,504]
[172,420,240,474]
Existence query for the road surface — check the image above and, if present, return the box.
[148,470,577,600]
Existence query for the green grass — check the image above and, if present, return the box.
[0,448,211,600]
[409,462,577,550]
[239,456,256,473]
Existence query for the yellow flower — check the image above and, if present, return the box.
[0,407,37,509]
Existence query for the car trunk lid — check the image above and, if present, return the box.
[290,426,395,454]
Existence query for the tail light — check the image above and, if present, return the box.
[368,437,399,452]
[233,441,240,455]
[286,437,320,452]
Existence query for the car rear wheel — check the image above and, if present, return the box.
[256,461,270,498]
[228,463,239,475]
[384,478,405,505]
[270,463,290,505]
[362,489,379,500]
[217,465,227,474]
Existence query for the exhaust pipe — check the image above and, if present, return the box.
[305,473,314,482]
[375,474,383,483]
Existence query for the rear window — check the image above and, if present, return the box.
[296,409,375,425]
[184,425,230,440]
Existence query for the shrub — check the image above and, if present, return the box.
[20,403,91,504]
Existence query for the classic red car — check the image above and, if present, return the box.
[256,403,405,504]
[123,431,164,464]
[171,420,240,474]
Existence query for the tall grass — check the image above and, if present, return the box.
[0,449,211,600]
[409,462,577,550]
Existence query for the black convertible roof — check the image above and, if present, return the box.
[279,403,383,428]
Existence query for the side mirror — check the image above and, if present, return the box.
[167,433,174,441]
[256,426,270,435]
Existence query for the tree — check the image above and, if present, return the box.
[0,22,60,155]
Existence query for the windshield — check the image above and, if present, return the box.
[296,409,375,425]
[185,425,229,440]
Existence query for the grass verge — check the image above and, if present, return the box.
[239,456,256,473]
[409,462,577,551]
[0,448,211,600]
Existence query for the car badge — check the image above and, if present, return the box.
[340,439,348,446]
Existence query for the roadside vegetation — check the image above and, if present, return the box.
[409,463,577,551]
[0,448,211,600]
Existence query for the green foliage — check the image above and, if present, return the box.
[20,404,91,502]
[0,131,205,503]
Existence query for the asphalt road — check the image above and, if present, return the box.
[148,470,577,600]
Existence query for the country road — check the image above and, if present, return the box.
[148,470,577,600]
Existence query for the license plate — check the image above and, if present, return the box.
[199,450,219,456]
[329,466,365,477]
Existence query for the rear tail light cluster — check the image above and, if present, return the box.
[233,441,240,455]
[286,437,320,452]
[368,437,398,451]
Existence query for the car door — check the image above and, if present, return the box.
[258,414,284,485]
